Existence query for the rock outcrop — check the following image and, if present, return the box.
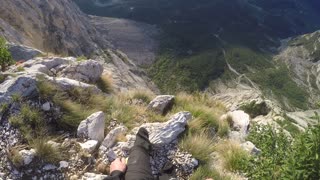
[8,43,42,61]
[60,60,103,83]
[0,0,159,65]
[0,57,106,105]
[136,111,192,146]
[147,95,175,115]
[19,149,36,165]
[0,75,38,103]
[222,110,250,142]
[99,50,159,92]
[0,0,110,56]
[79,140,99,154]
[77,111,106,143]
[101,126,127,149]
[286,109,320,128]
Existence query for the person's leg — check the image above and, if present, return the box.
[125,128,154,180]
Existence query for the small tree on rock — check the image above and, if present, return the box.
[0,37,13,71]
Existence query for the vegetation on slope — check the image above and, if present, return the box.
[239,119,320,179]
[148,51,225,93]
[0,37,13,72]
[248,65,308,110]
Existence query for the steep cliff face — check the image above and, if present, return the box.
[0,0,110,56]
[0,0,159,65]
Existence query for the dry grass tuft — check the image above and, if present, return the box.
[173,92,228,137]
[215,140,249,172]
[8,146,24,168]
[31,138,65,164]
[179,132,215,164]
[96,74,113,94]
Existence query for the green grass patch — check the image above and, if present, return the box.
[37,77,164,131]
[17,66,25,72]
[173,92,228,137]
[276,117,301,137]
[0,73,6,83]
[76,55,87,62]
[11,93,22,103]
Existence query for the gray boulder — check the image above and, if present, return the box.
[0,75,37,103]
[101,126,128,149]
[241,141,261,155]
[147,95,174,114]
[77,111,105,143]
[221,110,250,142]
[139,111,192,145]
[46,77,101,93]
[223,110,250,134]
[79,140,99,154]
[59,161,69,170]
[60,60,103,83]
[8,43,42,61]
[19,149,36,165]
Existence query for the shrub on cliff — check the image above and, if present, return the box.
[0,37,13,71]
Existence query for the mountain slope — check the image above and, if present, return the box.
[0,0,159,65]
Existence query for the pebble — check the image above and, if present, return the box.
[59,161,69,170]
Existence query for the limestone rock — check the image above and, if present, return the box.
[0,75,37,103]
[79,140,99,154]
[286,109,320,128]
[139,111,192,145]
[147,95,175,114]
[98,50,159,93]
[223,110,250,134]
[60,60,103,83]
[59,161,69,170]
[82,172,109,180]
[19,149,36,165]
[8,43,42,61]
[241,141,261,155]
[41,102,51,111]
[221,110,250,142]
[101,126,127,148]
[77,111,105,143]
[47,77,101,93]
[42,164,57,171]
[23,57,73,74]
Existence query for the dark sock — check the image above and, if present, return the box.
[134,127,152,152]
